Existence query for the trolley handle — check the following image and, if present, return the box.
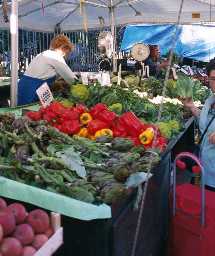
[173,152,205,227]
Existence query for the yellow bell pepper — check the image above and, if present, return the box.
[80,112,93,125]
[77,127,89,138]
[95,128,113,138]
[89,134,96,140]
[139,128,154,145]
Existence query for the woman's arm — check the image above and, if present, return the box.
[52,60,77,84]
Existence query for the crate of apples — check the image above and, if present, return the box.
[0,198,63,256]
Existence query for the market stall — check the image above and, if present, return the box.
[0,0,214,255]
[0,76,198,255]
[1,0,215,106]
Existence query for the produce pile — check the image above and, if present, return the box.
[26,101,172,149]
[0,198,53,256]
[111,74,211,104]
[52,81,184,124]
[0,75,187,207]
[0,113,161,205]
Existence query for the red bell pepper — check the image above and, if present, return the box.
[112,128,128,137]
[153,136,167,152]
[87,119,108,134]
[48,102,65,115]
[73,104,88,115]
[26,111,41,121]
[90,103,108,119]
[39,107,46,115]
[42,111,57,123]
[119,112,144,137]
[61,109,79,121]
[60,120,80,135]
[111,118,128,137]
[97,109,116,125]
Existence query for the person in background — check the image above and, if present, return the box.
[18,34,77,105]
[145,45,169,78]
[183,58,215,190]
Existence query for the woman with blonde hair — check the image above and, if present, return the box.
[18,34,77,105]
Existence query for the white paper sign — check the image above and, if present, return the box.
[100,71,111,86]
[81,72,89,85]
[36,82,54,107]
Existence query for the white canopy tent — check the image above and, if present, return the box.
[1,0,215,106]
[1,0,215,31]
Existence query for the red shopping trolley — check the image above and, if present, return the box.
[168,152,215,256]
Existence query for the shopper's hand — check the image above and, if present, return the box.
[181,98,195,110]
[208,132,215,144]
[181,98,200,117]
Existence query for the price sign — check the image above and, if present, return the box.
[101,71,111,86]
[36,82,54,107]
[81,72,89,85]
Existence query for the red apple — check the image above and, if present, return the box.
[27,210,50,234]
[0,237,23,256]
[32,234,48,250]
[0,209,16,236]
[13,224,34,246]
[8,204,28,224]
[22,246,36,256]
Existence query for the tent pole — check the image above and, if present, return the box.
[10,0,18,107]
[109,0,117,72]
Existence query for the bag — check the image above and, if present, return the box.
[193,114,215,158]
[168,152,215,256]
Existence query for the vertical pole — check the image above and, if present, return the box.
[109,0,117,72]
[10,0,18,107]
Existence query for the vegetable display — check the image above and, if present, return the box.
[0,113,161,205]
[26,101,169,149]
[52,79,184,123]
[0,73,196,207]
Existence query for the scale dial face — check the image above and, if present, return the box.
[131,43,150,61]
[98,31,113,58]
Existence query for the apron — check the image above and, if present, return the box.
[17,75,56,106]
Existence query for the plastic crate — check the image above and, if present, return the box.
[0,198,63,256]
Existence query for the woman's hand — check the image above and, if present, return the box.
[182,98,195,109]
[208,132,215,144]
[181,98,200,117]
